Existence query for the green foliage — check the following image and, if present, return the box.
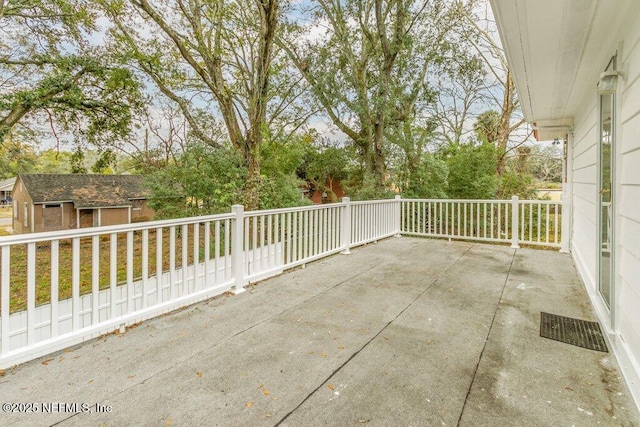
[399,154,449,199]
[258,138,310,210]
[474,110,501,144]
[91,149,116,174]
[146,143,247,219]
[0,2,143,145]
[300,143,350,202]
[497,171,536,199]
[343,174,396,201]
[70,148,87,174]
[445,142,498,199]
[0,139,37,178]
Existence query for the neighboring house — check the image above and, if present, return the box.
[307,178,345,204]
[491,0,640,403]
[12,174,154,234]
[0,177,15,204]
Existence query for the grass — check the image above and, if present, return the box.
[0,206,11,219]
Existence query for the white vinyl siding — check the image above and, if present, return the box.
[570,97,599,291]
[616,15,640,373]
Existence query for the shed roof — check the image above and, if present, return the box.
[18,174,150,209]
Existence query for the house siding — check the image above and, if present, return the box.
[100,208,130,227]
[617,9,640,384]
[11,177,32,234]
[571,98,598,293]
[568,3,640,398]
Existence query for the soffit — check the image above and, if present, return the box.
[490,0,633,140]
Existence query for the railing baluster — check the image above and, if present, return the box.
[110,233,118,317]
[181,224,188,295]
[156,228,163,304]
[224,219,230,281]
[192,223,199,291]
[169,227,176,300]
[214,222,220,284]
[92,235,99,324]
[1,246,10,354]
[204,222,210,288]
[50,240,59,339]
[142,229,149,307]
[72,237,80,331]
[127,231,134,312]
[27,242,35,345]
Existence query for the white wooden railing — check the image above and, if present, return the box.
[0,196,559,368]
[400,196,562,248]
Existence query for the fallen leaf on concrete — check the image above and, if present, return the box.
[321,352,328,357]
[382,336,389,341]
[0,369,4,377]
[128,375,135,378]
[257,384,264,389]
[327,384,335,390]
[41,358,54,366]
[338,346,345,350]
[358,419,370,423]
[245,402,253,408]
[197,372,203,378]
[167,418,173,426]
[263,389,270,396]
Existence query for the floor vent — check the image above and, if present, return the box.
[540,312,608,352]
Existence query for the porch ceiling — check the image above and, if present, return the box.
[490,0,633,140]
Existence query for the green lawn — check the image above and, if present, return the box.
[0,206,11,219]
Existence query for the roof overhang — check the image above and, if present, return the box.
[490,0,635,140]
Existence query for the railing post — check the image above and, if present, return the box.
[394,195,402,237]
[231,204,246,294]
[560,194,570,253]
[341,197,351,255]
[511,195,520,249]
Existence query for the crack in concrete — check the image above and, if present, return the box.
[50,241,422,426]
[456,247,517,427]
[274,242,474,426]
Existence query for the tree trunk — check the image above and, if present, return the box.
[496,71,516,176]
[243,138,261,211]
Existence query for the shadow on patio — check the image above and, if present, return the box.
[0,237,637,426]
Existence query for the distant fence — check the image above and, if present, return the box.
[0,196,560,368]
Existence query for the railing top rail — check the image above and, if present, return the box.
[401,198,512,203]
[243,202,342,218]
[0,212,235,246]
[400,198,561,204]
[518,199,562,204]
[350,199,397,206]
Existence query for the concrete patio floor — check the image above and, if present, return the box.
[0,237,638,426]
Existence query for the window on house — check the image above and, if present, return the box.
[13,202,18,219]
[43,204,63,228]
[131,199,143,211]
[24,202,28,227]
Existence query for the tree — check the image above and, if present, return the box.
[102,0,296,210]
[301,142,350,202]
[444,141,498,199]
[281,0,463,194]
[146,143,247,219]
[459,3,527,175]
[0,0,142,146]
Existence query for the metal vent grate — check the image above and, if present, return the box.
[540,312,608,352]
